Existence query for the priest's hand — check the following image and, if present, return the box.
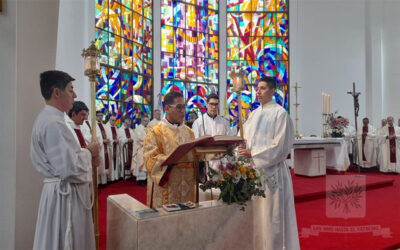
[238,148,252,158]
[128,138,133,143]
[87,142,101,158]
[238,142,251,158]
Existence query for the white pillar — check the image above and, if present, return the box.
[0,0,60,248]
[153,0,162,112]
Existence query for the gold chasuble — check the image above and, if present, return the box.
[143,119,196,208]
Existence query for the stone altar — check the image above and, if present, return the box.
[107,194,264,250]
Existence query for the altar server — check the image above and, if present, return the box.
[238,76,300,250]
[192,93,232,170]
[31,70,100,249]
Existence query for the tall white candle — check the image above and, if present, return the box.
[328,95,331,113]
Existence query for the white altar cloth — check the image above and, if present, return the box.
[293,137,350,171]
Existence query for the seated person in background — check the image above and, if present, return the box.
[143,92,196,208]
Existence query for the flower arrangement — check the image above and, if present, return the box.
[199,153,265,211]
[326,111,349,137]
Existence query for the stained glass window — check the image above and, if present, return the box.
[226,0,289,126]
[161,0,219,118]
[95,0,153,127]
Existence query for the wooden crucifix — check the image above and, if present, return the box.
[347,82,361,171]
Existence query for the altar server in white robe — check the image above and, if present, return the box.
[377,116,400,173]
[356,117,377,168]
[238,76,300,250]
[131,116,149,185]
[31,70,100,250]
[192,93,232,170]
[149,109,162,127]
[192,93,231,138]
[118,118,134,179]
[105,114,122,181]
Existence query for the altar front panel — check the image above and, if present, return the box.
[107,194,264,250]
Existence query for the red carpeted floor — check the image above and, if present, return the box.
[98,178,146,250]
[98,171,400,250]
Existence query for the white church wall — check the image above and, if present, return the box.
[56,0,94,109]
[14,0,60,249]
[365,0,384,125]
[381,0,400,120]
[0,0,17,248]
[290,0,367,136]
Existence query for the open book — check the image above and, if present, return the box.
[161,135,243,166]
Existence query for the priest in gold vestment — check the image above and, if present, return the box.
[143,91,196,208]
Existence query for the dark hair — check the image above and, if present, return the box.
[40,70,75,100]
[207,93,219,103]
[363,117,369,121]
[68,101,89,118]
[155,109,161,112]
[258,76,276,90]
[164,91,184,106]
[96,111,103,115]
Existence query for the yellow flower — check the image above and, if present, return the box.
[217,180,222,185]
[239,166,247,175]
[223,171,230,179]
[248,172,255,179]
[232,171,237,178]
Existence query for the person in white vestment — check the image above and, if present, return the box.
[131,116,149,185]
[105,114,122,181]
[118,118,135,179]
[149,109,162,127]
[238,76,300,250]
[192,93,232,170]
[375,119,388,168]
[31,70,100,250]
[94,111,111,185]
[192,93,231,138]
[377,116,400,173]
[356,117,377,168]
[65,101,91,146]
